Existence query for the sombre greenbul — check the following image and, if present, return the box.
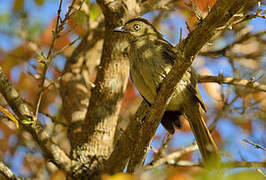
[114,17,220,164]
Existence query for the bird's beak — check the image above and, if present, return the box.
[113,26,129,33]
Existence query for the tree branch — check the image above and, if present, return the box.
[60,22,104,149]
[243,139,266,151]
[70,0,142,178]
[147,160,266,169]
[126,0,251,172]
[0,161,18,180]
[197,75,266,92]
[0,67,71,172]
[147,144,198,168]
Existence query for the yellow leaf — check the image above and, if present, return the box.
[89,4,101,21]
[0,105,19,128]
[34,0,45,6]
[13,0,24,11]
[102,173,133,180]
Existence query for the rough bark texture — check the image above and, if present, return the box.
[60,27,104,149]
[69,1,141,178]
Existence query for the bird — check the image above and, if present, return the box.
[114,17,220,164]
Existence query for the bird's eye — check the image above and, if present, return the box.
[134,24,140,31]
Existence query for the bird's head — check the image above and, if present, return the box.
[113,17,160,41]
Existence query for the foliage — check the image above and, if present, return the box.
[0,0,265,179]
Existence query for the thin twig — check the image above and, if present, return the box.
[198,75,266,92]
[243,139,266,151]
[34,0,64,119]
[146,143,198,169]
[34,0,77,119]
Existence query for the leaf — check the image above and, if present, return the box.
[0,13,11,24]
[2,44,35,71]
[13,0,24,11]
[0,105,19,128]
[49,170,66,180]
[75,10,87,24]
[102,173,133,180]
[89,4,101,21]
[34,0,45,6]
[22,117,33,125]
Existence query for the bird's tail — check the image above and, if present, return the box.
[184,101,220,165]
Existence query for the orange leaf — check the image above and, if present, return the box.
[102,173,133,180]
[49,170,66,180]
[168,172,193,180]
[40,18,70,50]
[1,44,35,71]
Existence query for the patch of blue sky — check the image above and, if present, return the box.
[0,33,23,51]
[249,17,266,33]
[0,130,4,139]
[10,65,22,83]
[27,58,39,74]
[205,56,233,76]
[51,54,67,71]
[24,0,64,27]
[217,118,265,161]
[7,146,30,177]
[48,103,59,116]
[8,134,18,147]
[0,1,12,13]
[143,11,188,45]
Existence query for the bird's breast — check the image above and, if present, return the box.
[129,47,190,111]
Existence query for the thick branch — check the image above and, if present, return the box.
[104,102,150,173]
[60,25,104,149]
[126,0,250,172]
[70,0,141,178]
[0,67,71,172]
[198,75,266,92]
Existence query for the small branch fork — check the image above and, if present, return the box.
[145,142,265,170]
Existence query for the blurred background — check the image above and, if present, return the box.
[0,0,265,179]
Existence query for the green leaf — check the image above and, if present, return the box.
[0,13,11,24]
[75,10,87,24]
[22,117,34,125]
[89,4,101,21]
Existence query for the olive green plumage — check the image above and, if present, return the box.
[114,17,220,164]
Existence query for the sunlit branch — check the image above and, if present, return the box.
[0,161,18,180]
[198,75,266,92]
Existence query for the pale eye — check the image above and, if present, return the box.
[134,24,140,31]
